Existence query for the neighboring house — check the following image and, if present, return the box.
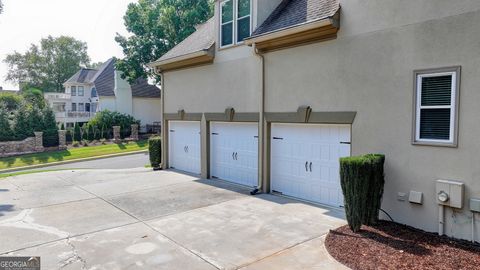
[45,58,161,129]
[150,0,480,242]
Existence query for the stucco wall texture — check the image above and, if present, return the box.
[162,0,480,241]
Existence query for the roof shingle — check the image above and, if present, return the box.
[65,68,98,84]
[252,0,340,37]
[155,18,215,63]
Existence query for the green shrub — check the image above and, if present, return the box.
[340,154,385,232]
[66,129,73,143]
[82,140,89,147]
[43,129,59,147]
[87,125,94,141]
[72,141,80,147]
[100,138,107,145]
[87,110,139,137]
[74,123,82,141]
[0,93,22,111]
[148,136,162,168]
[0,104,14,141]
[60,123,65,130]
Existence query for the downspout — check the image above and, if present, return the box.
[160,71,166,170]
[251,44,265,195]
[153,66,166,170]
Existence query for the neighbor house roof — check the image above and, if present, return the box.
[251,0,340,37]
[92,58,116,97]
[65,68,98,84]
[64,58,160,98]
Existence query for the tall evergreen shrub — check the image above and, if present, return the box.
[148,136,162,169]
[0,104,13,141]
[340,154,385,232]
[73,123,82,141]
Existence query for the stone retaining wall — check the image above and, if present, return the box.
[0,132,44,157]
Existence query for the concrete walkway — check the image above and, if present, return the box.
[0,169,348,269]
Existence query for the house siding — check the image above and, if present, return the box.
[264,4,480,239]
[160,0,480,241]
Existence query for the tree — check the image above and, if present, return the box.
[4,36,90,92]
[74,123,82,141]
[0,104,13,141]
[115,0,213,83]
[0,92,22,111]
[0,0,3,14]
[22,88,46,109]
[87,124,95,141]
[13,102,33,139]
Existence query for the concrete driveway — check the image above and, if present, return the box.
[0,168,347,269]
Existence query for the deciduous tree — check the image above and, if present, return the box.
[115,0,213,83]
[4,36,90,92]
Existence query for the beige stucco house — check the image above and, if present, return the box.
[150,0,480,242]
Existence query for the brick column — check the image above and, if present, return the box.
[131,124,139,141]
[58,130,67,150]
[34,132,44,152]
[113,126,121,143]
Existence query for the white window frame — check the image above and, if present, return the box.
[71,103,77,112]
[78,86,85,96]
[78,103,85,112]
[413,67,460,147]
[219,0,252,48]
[71,86,77,96]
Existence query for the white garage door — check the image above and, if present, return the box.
[270,123,351,207]
[210,122,258,187]
[168,121,201,174]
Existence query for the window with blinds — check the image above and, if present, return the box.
[414,68,459,145]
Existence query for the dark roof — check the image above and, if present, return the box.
[155,18,215,63]
[65,68,98,84]
[93,58,116,97]
[131,78,161,98]
[65,58,160,98]
[251,0,340,37]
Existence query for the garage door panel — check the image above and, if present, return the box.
[210,122,258,187]
[168,121,201,175]
[270,123,350,207]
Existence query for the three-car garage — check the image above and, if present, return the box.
[167,119,351,208]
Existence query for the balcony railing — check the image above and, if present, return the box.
[44,93,71,100]
[67,111,94,118]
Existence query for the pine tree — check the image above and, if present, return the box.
[60,123,65,130]
[87,124,94,141]
[94,125,101,140]
[73,122,82,141]
[0,104,13,141]
[13,102,33,140]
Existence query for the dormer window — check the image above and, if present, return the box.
[220,0,251,47]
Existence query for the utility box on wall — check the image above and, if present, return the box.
[436,180,464,209]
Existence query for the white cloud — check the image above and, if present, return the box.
[0,0,136,90]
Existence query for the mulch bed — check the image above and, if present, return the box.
[325,221,480,270]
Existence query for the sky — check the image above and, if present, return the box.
[0,0,136,90]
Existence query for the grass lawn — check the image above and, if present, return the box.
[0,140,148,170]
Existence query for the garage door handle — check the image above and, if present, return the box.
[273,137,283,140]
[186,146,189,153]
[309,162,312,172]
[232,152,235,160]
[235,152,238,160]
[305,161,308,172]
[340,142,351,145]
[184,146,186,153]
